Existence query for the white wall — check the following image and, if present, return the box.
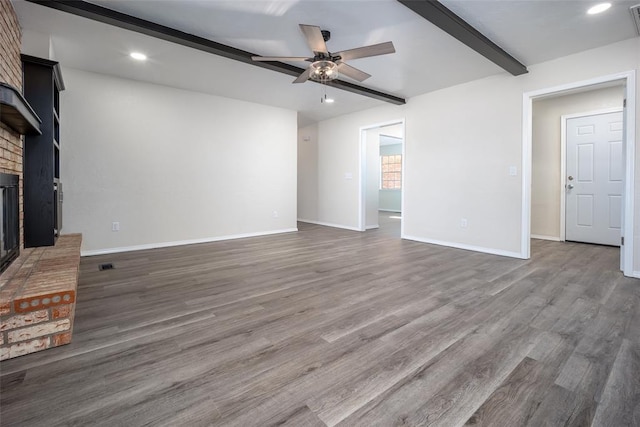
[313,38,639,266]
[297,123,318,222]
[21,29,55,60]
[532,86,624,240]
[403,75,524,255]
[380,142,402,155]
[380,142,402,212]
[61,68,297,254]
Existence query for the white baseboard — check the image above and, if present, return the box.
[297,219,361,232]
[366,224,380,230]
[81,228,299,257]
[402,234,526,259]
[632,271,640,279]
[531,234,562,242]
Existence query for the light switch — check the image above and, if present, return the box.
[345,172,353,180]
[509,166,517,176]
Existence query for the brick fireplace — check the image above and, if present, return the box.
[0,0,82,360]
[0,0,24,246]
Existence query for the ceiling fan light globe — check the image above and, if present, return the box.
[310,60,339,82]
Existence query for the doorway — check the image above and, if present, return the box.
[523,71,636,277]
[359,119,405,237]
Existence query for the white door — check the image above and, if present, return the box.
[565,111,623,246]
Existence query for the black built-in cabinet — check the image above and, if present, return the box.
[21,55,65,247]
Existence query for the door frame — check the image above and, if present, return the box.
[358,119,406,234]
[559,107,624,241]
[522,70,636,277]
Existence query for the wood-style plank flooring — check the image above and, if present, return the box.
[2,213,640,426]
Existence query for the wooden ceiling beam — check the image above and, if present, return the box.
[398,0,528,76]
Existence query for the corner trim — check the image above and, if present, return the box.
[531,234,562,242]
[297,219,361,232]
[81,228,298,256]
[402,234,526,259]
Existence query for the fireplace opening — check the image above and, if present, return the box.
[0,173,20,273]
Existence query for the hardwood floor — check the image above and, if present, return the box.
[2,214,639,426]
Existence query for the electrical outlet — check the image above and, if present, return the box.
[460,218,468,228]
[112,221,120,232]
[272,210,279,218]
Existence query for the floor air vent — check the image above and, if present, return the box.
[99,263,114,271]
[631,4,640,36]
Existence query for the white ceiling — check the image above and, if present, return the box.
[12,0,639,126]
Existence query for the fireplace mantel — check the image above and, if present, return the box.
[0,82,41,135]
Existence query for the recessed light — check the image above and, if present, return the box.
[130,52,147,61]
[587,2,611,14]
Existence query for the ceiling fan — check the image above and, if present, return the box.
[251,24,395,84]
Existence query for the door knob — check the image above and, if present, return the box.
[568,176,574,181]
[567,184,574,189]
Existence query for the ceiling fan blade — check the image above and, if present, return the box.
[336,41,395,61]
[337,62,371,82]
[299,24,328,55]
[293,67,312,84]
[251,56,312,62]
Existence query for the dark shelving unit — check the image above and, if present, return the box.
[22,55,65,248]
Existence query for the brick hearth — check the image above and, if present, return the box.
[0,234,82,360]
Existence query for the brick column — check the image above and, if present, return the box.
[0,0,25,247]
